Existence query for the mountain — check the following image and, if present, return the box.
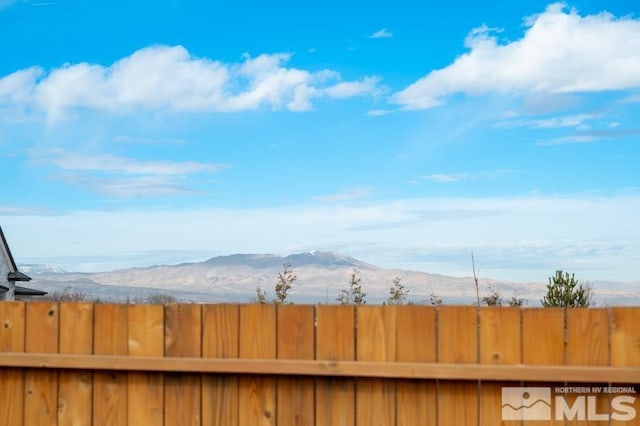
[23,251,640,305]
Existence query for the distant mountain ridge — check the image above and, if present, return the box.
[19,251,640,305]
[200,251,376,270]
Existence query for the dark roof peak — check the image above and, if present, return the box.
[0,226,32,282]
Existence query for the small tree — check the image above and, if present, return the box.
[429,292,442,306]
[508,290,525,307]
[482,285,502,306]
[255,286,267,304]
[541,270,593,307]
[337,268,366,305]
[387,276,409,305]
[274,263,296,304]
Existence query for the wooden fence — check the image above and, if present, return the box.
[0,302,638,425]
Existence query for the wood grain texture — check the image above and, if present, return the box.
[276,305,315,426]
[610,307,640,367]
[522,307,565,426]
[356,305,397,426]
[58,302,94,426]
[93,303,128,426]
[437,306,479,426]
[395,305,437,426]
[522,308,564,365]
[0,301,25,426]
[479,307,521,426]
[566,308,609,367]
[566,309,610,426]
[24,302,59,426]
[315,305,355,426]
[610,307,640,426]
[239,304,276,426]
[127,304,164,426]
[164,303,202,426]
[202,304,240,426]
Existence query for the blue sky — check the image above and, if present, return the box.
[1,0,639,282]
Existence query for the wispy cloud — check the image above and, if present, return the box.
[537,128,640,146]
[618,94,640,104]
[369,28,393,39]
[0,45,384,120]
[0,204,58,216]
[367,108,392,116]
[0,0,16,10]
[496,113,599,129]
[421,174,460,183]
[32,150,228,198]
[312,186,371,202]
[393,4,640,109]
[115,135,187,146]
[51,174,198,198]
[38,150,227,175]
[419,170,517,183]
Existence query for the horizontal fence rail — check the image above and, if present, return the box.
[0,353,638,383]
[0,302,638,425]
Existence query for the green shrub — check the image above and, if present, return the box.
[541,270,593,307]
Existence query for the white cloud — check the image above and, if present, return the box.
[0,67,42,105]
[367,108,392,116]
[52,174,198,198]
[370,28,393,39]
[536,135,596,146]
[0,45,383,120]
[321,76,383,98]
[537,127,640,145]
[32,150,227,198]
[0,0,15,10]
[393,3,640,109]
[419,170,517,183]
[421,174,460,183]
[498,113,598,129]
[37,150,226,175]
[529,113,597,129]
[0,205,57,216]
[312,186,372,202]
[618,94,640,104]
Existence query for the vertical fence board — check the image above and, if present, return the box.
[239,304,276,426]
[93,304,128,426]
[58,302,94,426]
[277,305,315,426]
[24,302,59,426]
[395,305,437,426]
[315,305,356,426]
[610,307,640,426]
[127,304,164,425]
[164,303,202,426]
[565,308,610,426]
[479,307,521,426]
[202,304,240,426]
[522,308,564,426]
[356,305,397,426]
[437,305,479,426]
[0,301,25,426]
